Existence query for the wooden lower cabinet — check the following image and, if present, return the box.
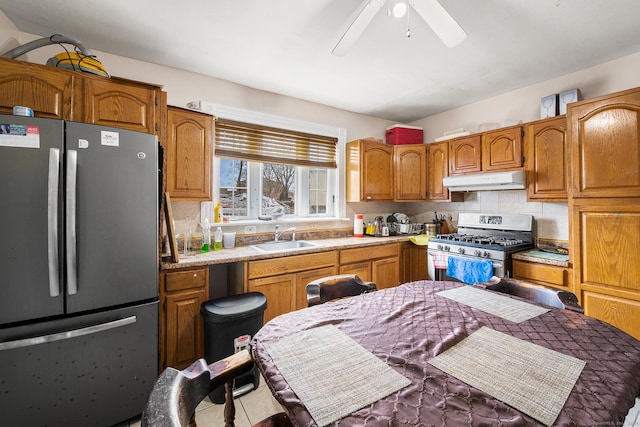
[512,259,571,291]
[248,274,296,324]
[339,243,400,289]
[247,251,338,323]
[580,291,640,340]
[160,267,209,371]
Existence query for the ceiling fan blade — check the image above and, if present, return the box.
[332,0,385,56]
[411,0,467,48]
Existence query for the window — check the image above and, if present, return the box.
[209,104,345,221]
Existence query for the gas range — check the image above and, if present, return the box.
[427,213,534,279]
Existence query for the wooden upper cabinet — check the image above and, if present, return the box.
[82,77,160,134]
[0,57,165,136]
[449,135,481,175]
[568,87,640,198]
[166,106,213,201]
[346,139,394,202]
[524,116,568,201]
[481,125,523,171]
[0,57,76,120]
[427,141,462,202]
[394,144,427,201]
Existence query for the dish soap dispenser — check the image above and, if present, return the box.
[214,201,222,223]
[201,218,211,252]
[214,226,223,251]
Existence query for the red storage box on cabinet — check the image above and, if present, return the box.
[385,125,424,145]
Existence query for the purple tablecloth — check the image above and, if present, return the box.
[252,281,640,426]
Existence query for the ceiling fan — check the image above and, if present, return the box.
[332,0,467,56]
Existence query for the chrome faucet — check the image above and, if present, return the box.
[274,225,296,242]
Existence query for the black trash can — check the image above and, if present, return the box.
[200,292,267,404]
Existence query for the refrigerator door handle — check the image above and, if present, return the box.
[0,316,137,351]
[47,148,61,297]
[66,149,78,295]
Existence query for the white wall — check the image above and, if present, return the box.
[411,53,640,142]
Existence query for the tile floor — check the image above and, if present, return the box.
[117,376,282,427]
[121,391,640,426]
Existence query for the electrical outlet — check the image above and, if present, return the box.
[244,225,257,234]
[447,212,454,222]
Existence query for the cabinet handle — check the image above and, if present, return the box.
[193,273,198,278]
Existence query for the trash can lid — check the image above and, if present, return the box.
[200,292,267,322]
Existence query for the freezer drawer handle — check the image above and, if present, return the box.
[47,148,61,297]
[66,149,78,295]
[0,316,137,351]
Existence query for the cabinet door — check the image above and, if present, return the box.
[568,87,640,198]
[372,257,399,289]
[248,274,295,323]
[427,141,461,201]
[525,117,568,201]
[410,246,429,282]
[83,77,159,134]
[0,57,76,120]
[570,198,640,339]
[295,266,338,311]
[581,291,640,341]
[394,145,427,201]
[165,288,207,370]
[339,262,371,281]
[449,135,481,175]
[166,106,213,201]
[362,142,394,201]
[481,126,523,171]
[399,242,413,284]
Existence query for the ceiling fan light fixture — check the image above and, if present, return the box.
[392,1,407,18]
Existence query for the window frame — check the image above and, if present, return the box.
[206,104,346,223]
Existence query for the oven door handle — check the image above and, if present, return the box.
[428,250,503,269]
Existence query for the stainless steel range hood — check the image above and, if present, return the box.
[443,170,526,192]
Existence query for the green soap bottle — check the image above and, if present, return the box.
[201,218,211,253]
[214,226,223,251]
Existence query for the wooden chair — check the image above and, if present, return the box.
[476,276,584,313]
[141,349,292,427]
[306,274,377,307]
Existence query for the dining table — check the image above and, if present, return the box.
[251,280,640,427]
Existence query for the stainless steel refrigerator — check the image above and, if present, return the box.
[0,115,159,426]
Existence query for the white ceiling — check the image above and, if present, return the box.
[2,0,640,123]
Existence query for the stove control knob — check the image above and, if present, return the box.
[444,246,450,251]
[474,250,482,257]
[483,251,490,258]
[458,247,465,254]
[437,244,443,250]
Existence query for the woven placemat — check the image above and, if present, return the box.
[437,285,549,323]
[263,324,411,426]
[429,327,586,426]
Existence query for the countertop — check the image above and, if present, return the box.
[512,249,571,268]
[161,235,413,270]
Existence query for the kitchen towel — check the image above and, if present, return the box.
[432,252,448,269]
[446,256,494,284]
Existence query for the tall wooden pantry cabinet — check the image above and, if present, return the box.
[567,86,640,340]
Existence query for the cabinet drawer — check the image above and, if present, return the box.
[340,243,398,264]
[513,260,569,288]
[248,250,337,279]
[165,268,208,292]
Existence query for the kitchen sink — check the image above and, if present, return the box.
[250,240,323,253]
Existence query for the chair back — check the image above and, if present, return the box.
[478,276,583,313]
[306,274,377,307]
[141,350,292,427]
